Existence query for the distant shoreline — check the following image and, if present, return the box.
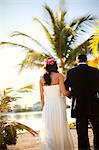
[1,110,76,129]
[0,111,42,115]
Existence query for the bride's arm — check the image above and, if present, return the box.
[39,77,44,110]
[59,73,69,96]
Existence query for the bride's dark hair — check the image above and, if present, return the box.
[43,57,58,85]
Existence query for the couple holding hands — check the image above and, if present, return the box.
[39,54,99,150]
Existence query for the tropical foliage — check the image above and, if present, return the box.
[0,85,38,149]
[89,23,99,57]
[88,57,99,68]
[0,5,95,72]
[88,21,99,68]
[0,88,18,149]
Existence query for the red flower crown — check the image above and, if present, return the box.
[44,57,56,65]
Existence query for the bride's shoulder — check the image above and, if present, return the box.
[58,73,64,78]
[57,73,65,83]
[53,73,64,82]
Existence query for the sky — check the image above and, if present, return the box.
[0,0,98,106]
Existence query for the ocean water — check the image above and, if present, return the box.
[1,109,75,131]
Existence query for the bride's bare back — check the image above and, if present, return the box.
[40,72,63,85]
[40,72,69,109]
[50,72,61,85]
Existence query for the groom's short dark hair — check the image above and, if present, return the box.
[77,54,87,62]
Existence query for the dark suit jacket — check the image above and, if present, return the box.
[64,64,99,118]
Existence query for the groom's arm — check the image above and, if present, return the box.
[98,69,99,89]
[64,71,71,98]
[97,69,99,97]
[64,71,70,90]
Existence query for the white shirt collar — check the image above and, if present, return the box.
[78,62,87,65]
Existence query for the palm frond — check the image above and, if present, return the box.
[20,84,33,89]
[34,18,54,48]
[69,15,95,49]
[0,41,33,51]
[66,37,91,63]
[19,50,47,72]
[89,29,99,56]
[70,15,95,32]
[44,5,56,27]
[15,122,38,136]
[16,84,33,93]
[4,87,13,94]
[70,20,78,28]
[0,41,51,57]
[88,57,99,68]
[59,25,75,55]
[78,15,94,25]
[11,31,49,53]
[0,94,19,112]
[58,11,67,23]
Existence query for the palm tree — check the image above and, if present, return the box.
[0,5,95,73]
[0,85,38,149]
[89,26,99,57]
[88,21,99,68]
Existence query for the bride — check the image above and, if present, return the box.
[39,57,74,150]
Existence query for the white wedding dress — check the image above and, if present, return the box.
[40,84,74,150]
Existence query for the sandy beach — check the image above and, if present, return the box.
[7,128,93,150]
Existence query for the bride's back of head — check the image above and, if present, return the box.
[43,57,58,85]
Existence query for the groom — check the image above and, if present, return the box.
[64,54,99,149]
